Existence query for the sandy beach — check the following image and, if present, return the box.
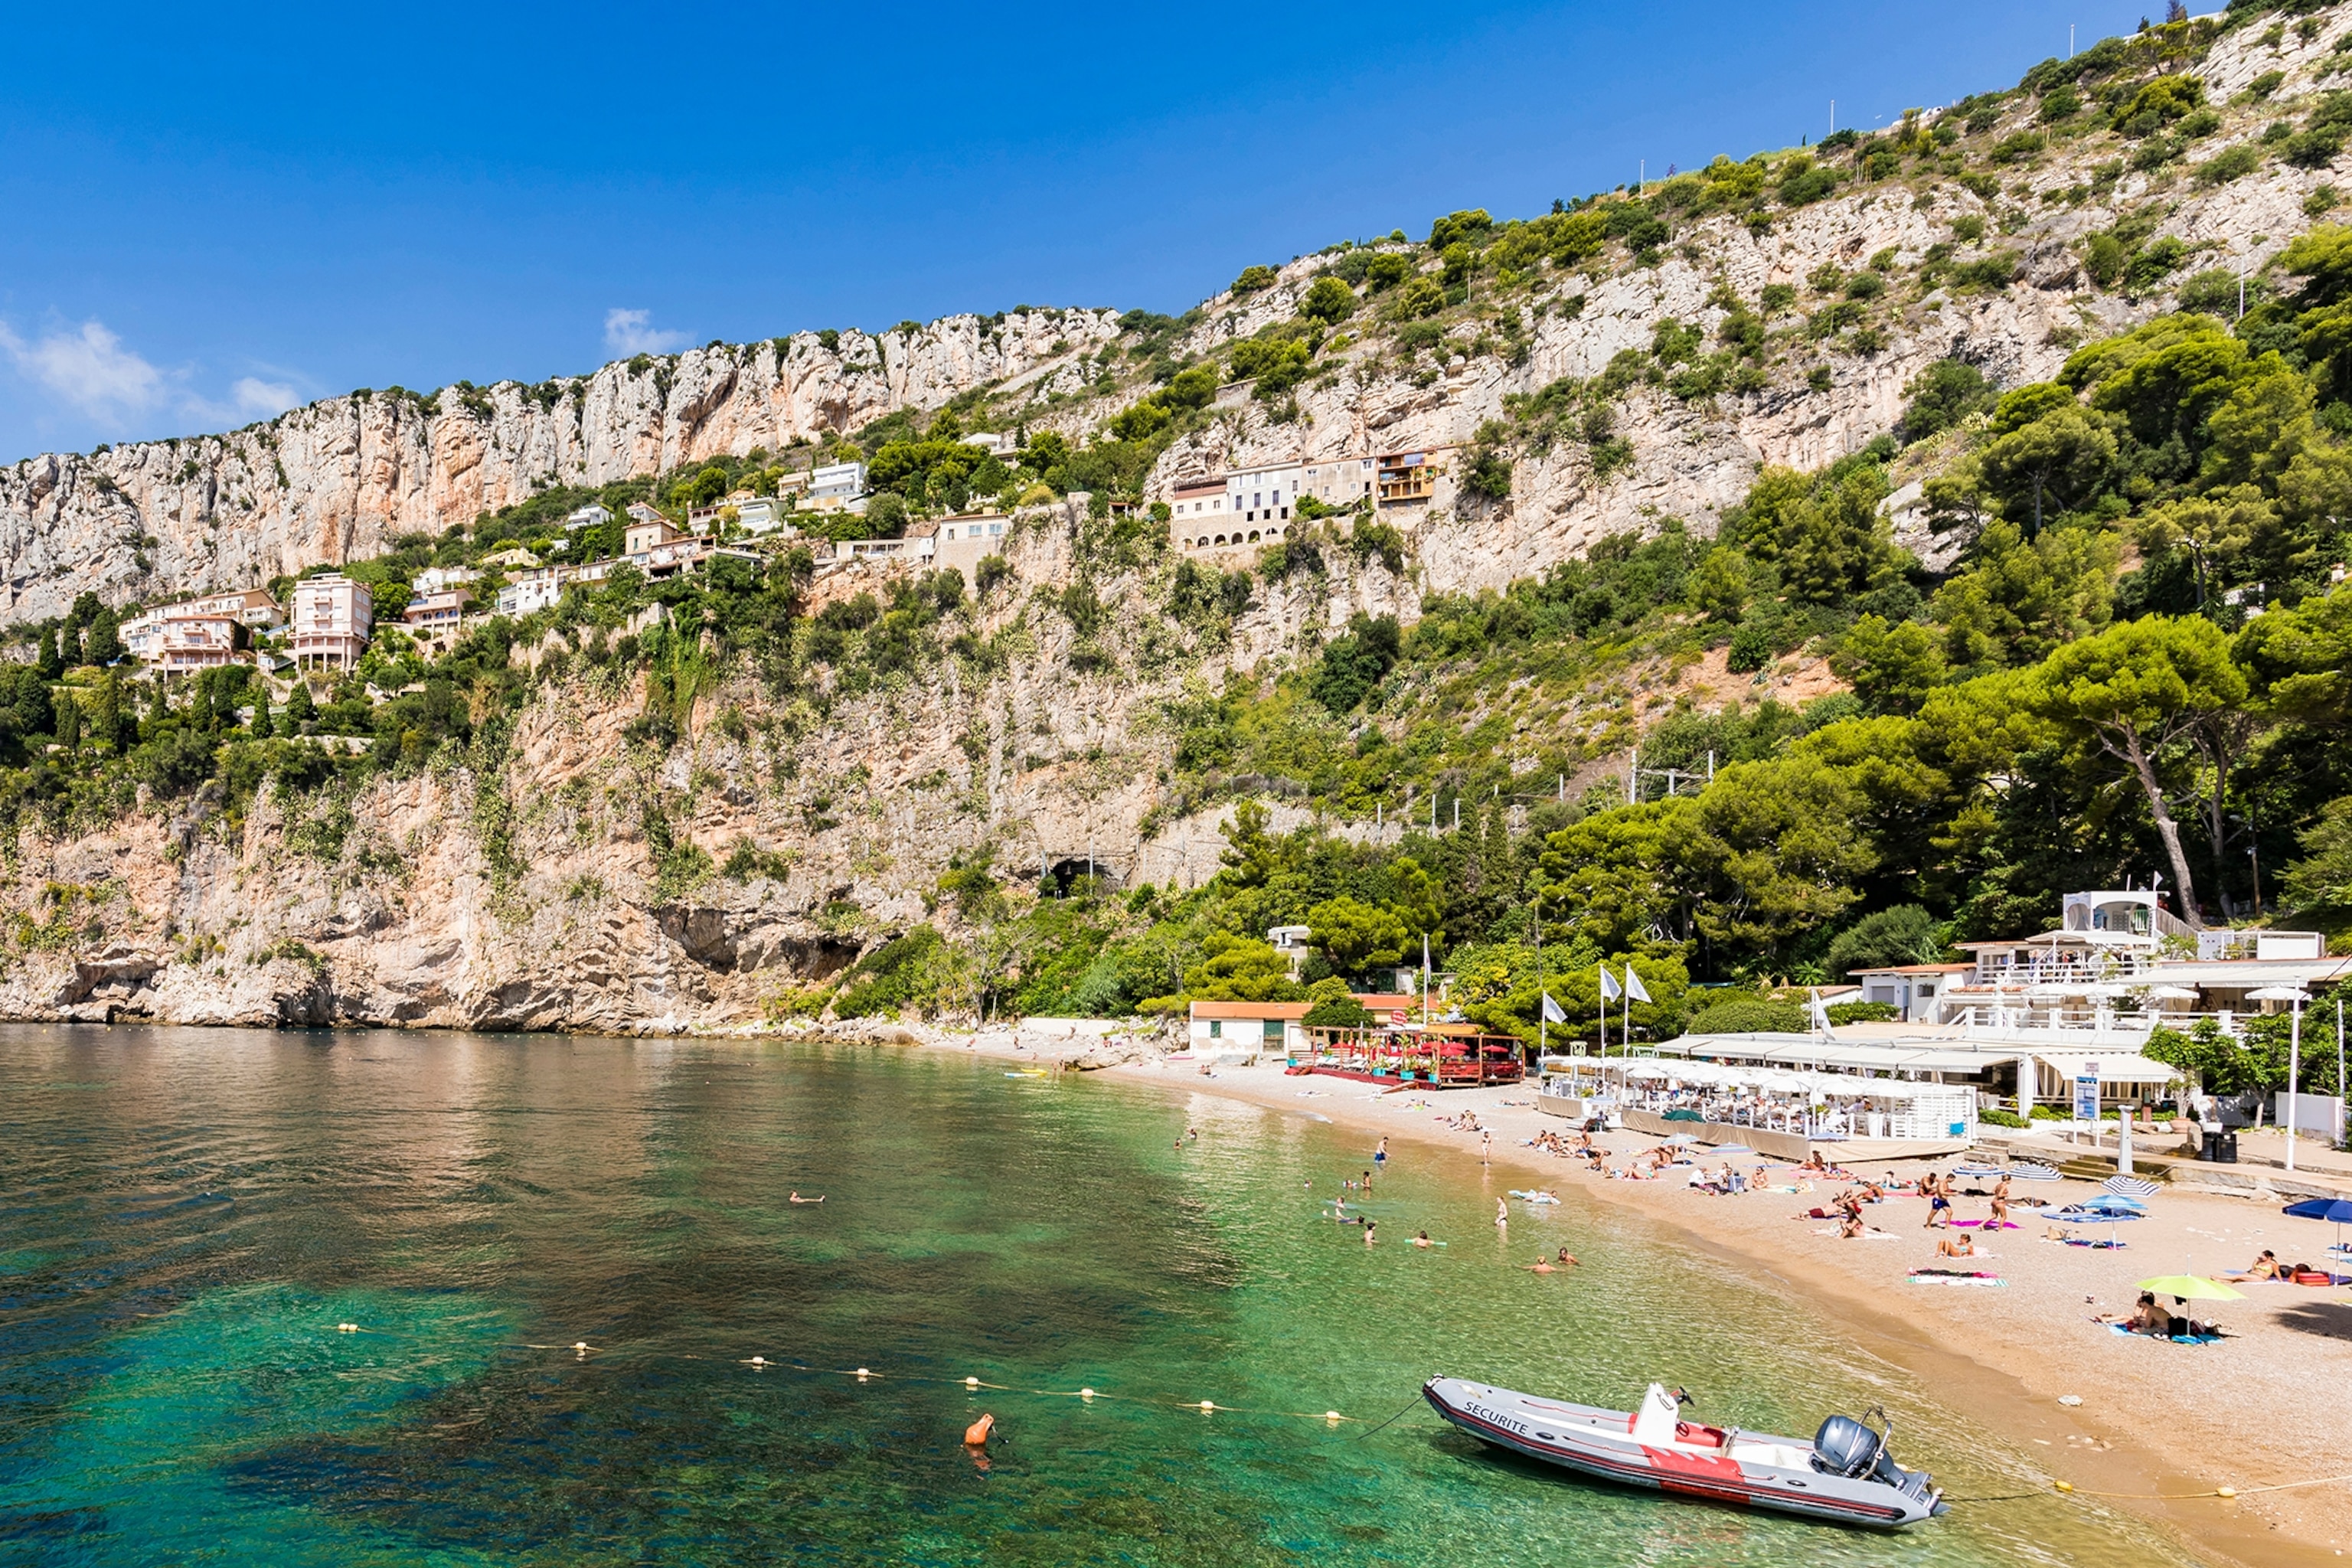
[1105,1055,2352,1567]
[890,1022,2352,1567]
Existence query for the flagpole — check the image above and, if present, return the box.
[1535,885,1545,1062]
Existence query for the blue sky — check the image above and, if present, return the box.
[0,2,2147,462]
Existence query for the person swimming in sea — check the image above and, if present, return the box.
[789,1191,825,1204]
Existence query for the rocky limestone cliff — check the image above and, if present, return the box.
[0,311,1119,625]
[0,497,1357,1031]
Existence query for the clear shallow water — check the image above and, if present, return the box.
[0,1026,2196,1566]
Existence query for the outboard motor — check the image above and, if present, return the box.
[1811,1414,1885,1479]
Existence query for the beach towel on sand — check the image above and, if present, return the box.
[2106,1323,2222,1344]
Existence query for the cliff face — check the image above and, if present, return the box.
[0,310,1120,625]
[0,497,1311,1031]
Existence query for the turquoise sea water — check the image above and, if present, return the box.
[0,1026,2196,1566]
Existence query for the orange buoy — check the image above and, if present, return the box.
[964,1413,995,1447]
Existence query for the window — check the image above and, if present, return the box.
[1209,1020,1223,1038]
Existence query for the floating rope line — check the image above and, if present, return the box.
[366,1326,1374,1425]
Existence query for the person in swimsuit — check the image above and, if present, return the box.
[789,1191,825,1204]
[1496,1197,1509,1228]
[1555,1246,1579,1266]
[1990,1175,2011,1227]
[1523,1255,1555,1274]
[2225,1250,2282,1281]
[1936,1231,1977,1259]
[1374,1138,1388,1168]
[1363,1219,1377,1246]
[1413,1230,1435,1248]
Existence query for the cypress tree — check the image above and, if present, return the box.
[85,608,123,666]
[36,629,60,679]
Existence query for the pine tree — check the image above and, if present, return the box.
[286,681,315,732]
[249,687,271,739]
[36,629,60,680]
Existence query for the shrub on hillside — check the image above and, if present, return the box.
[1686,995,1808,1034]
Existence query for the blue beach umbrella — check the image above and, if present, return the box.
[2283,1196,2352,1256]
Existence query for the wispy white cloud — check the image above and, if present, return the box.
[0,318,165,420]
[230,376,299,417]
[605,307,688,355]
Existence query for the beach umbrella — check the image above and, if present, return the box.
[2056,1197,2145,1247]
[2135,1275,2245,1303]
[2102,1176,2163,1202]
[2283,1196,2352,1256]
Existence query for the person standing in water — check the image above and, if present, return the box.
[1495,1197,1509,1229]
[1374,1137,1388,1169]
[1481,1130,1492,1166]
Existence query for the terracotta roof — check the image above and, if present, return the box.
[1352,994,1418,1010]
[1188,1000,1312,1020]
[1172,478,1226,496]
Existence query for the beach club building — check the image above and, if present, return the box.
[1570,885,2347,1152]
[1186,1000,1312,1058]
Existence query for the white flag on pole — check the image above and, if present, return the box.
[1598,966,1623,1001]
[1541,992,1567,1024]
[1624,967,1652,1004]
[1807,987,1833,1031]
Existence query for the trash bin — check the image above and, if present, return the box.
[2203,1131,2239,1164]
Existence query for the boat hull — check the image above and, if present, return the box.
[1423,1378,1939,1530]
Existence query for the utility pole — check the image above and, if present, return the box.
[1829,99,1836,136]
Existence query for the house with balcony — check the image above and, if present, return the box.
[153,614,240,673]
[688,494,788,536]
[121,589,285,666]
[413,566,482,596]
[809,461,868,512]
[1377,451,1439,505]
[929,514,1009,578]
[567,503,612,531]
[402,587,474,655]
[291,573,372,671]
[495,567,567,617]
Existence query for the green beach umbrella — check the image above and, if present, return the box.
[2135,1276,2244,1302]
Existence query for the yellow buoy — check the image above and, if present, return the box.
[856,1367,871,1380]
[2217,1486,2238,1499]
[1325,1411,1344,1423]
[964,1377,980,1388]
[1080,1387,1096,1400]
[2054,1481,2074,1494]
[1199,1400,1216,1413]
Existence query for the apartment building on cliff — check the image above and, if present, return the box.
[120,588,286,671]
[1166,452,1401,554]
[292,573,373,671]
